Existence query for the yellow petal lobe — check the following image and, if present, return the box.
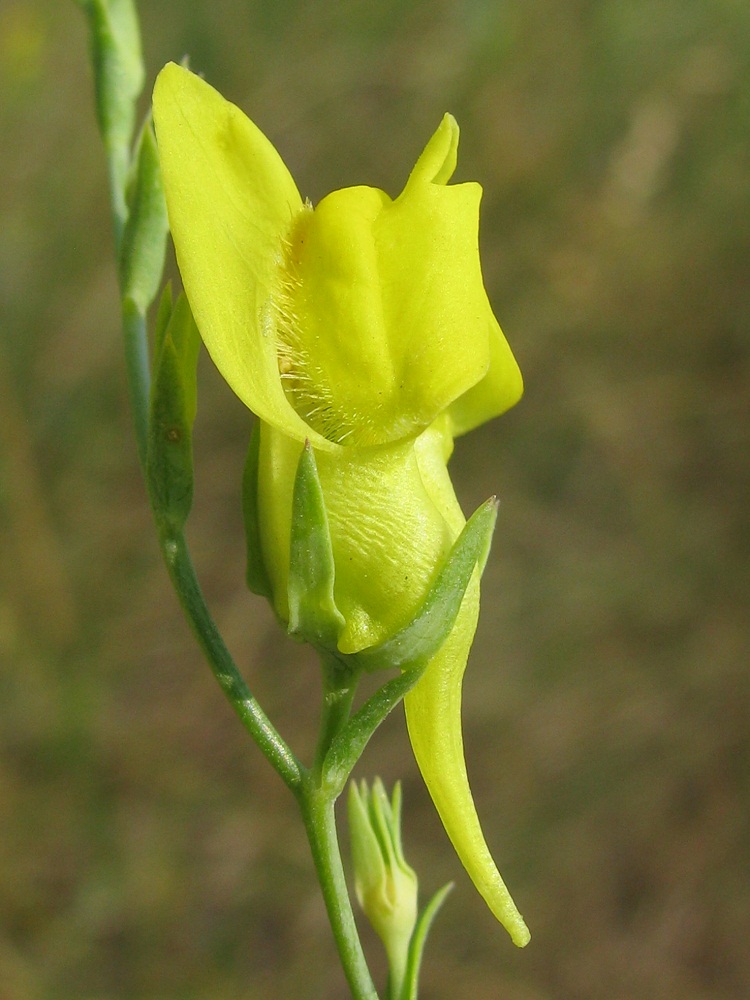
[152,63,333,449]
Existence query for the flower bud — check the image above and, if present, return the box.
[348,779,418,991]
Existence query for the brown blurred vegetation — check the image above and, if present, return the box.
[1,1,749,997]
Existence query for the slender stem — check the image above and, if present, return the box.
[324,665,425,791]
[313,655,361,784]
[299,781,380,1000]
[302,658,379,996]
[387,938,410,1000]
[160,529,302,791]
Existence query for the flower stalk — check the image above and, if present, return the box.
[300,780,379,1000]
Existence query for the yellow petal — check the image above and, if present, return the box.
[406,112,459,186]
[373,174,492,433]
[278,117,496,446]
[277,186,399,446]
[152,63,334,450]
[448,313,524,437]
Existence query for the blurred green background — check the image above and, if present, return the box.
[1,1,749,997]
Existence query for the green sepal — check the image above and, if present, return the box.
[321,497,498,789]
[119,119,169,313]
[287,443,346,647]
[400,882,454,1000]
[242,421,273,599]
[351,496,498,673]
[147,288,200,531]
[152,278,174,358]
[76,0,144,161]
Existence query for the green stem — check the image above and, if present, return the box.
[299,781,380,1000]
[387,938,410,1000]
[313,655,361,783]
[160,528,302,791]
[122,298,151,470]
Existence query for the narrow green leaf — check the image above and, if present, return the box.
[242,421,273,599]
[352,497,498,673]
[78,0,144,154]
[119,120,169,313]
[401,883,454,1000]
[153,282,174,359]
[147,292,200,530]
[166,292,199,424]
[287,443,345,647]
[78,0,146,246]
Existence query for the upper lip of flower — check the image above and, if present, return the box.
[152,62,523,452]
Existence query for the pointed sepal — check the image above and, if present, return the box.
[321,497,498,789]
[352,496,498,673]
[287,442,346,647]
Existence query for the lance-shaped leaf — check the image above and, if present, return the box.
[77,0,144,203]
[401,882,454,1000]
[147,288,200,531]
[119,119,169,313]
[287,442,346,647]
[77,0,143,143]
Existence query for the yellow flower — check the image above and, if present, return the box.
[153,62,529,946]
